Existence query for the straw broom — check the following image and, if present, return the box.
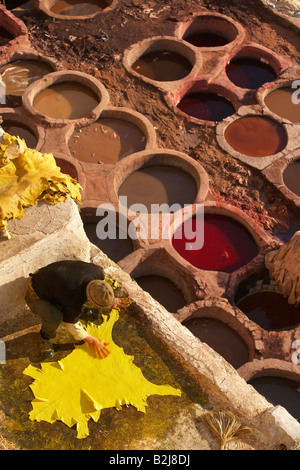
[205,410,252,450]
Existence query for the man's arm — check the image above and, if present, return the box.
[64,322,110,359]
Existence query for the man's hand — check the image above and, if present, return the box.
[112,297,131,310]
[84,334,110,358]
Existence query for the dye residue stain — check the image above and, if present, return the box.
[283,159,300,197]
[51,0,108,16]
[84,222,133,263]
[118,165,198,212]
[2,120,37,149]
[172,214,258,273]
[135,275,186,313]
[177,93,235,122]
[237,291,300,331]
[68,119,146,164]
[264,87,300,123]
[33,82,99,120]
[0,60,53,107]
[0,26,14,47]
[225,116,287,157]
[132,51,192,82]
[183,317,249,369]
[184,33,229,48]
[226,57,277,89]
[249,377,300,422]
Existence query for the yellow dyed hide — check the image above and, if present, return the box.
[0,133,82,238]
[23,310,181,439]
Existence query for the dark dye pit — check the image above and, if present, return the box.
[283,159,300,197]
[50,0,109,16]
[226,57,277,89]
[0,60,53,107]
[172,214,258,273]
[135,275,186,313]
[118,165,198,212]
[55,158,78,180]
[224,116,287,157]
[0,26,14,47]
[237,291,300,331]
[2,120,37,148]
[183,317,249,369]
[84,222,133,264]
[33,82,100,120]
[68,118,146,164]
[249,377,300,422]
[177,92,235,122]
[264,87,300,123]
[184,32,229,48]
[132,51,193,82]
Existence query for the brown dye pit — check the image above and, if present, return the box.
[249,377,300,422]
[226,57,277,89]
[283,159,300,197]
[50,0,109,16]
[118,165,198,212]
[177,92,235,122]
[55,158,78,180]
[264,87,300,123]
[68,118,146,164]
[132,51,193,82]
[183,33,229,48]
[135,275,186,313]
[224,116,287,157]
[2,120,37,148]
[182,317,249,369]
[0,60,54,107]
[0,26,14,47]
[237,291,300,331]
[33,82,100,120]
[84,222,133,263]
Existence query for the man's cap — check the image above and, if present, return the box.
[86,280,115,308]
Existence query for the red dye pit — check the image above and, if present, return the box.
[226,57,277,89]
[183,33,229,48]
[177,92,235,122]
[172,214,258,273]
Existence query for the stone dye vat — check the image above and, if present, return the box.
[33,82,100,120]
[172,214,259,273]
[183,317,249,369]
[132,50,193,82]
[183,32,229,48]
[249,376,300,422]
[0,59,54,107]
[118,165,198,212]
[177,92,235,122]
[264,87,300,123]
[50,0,109,16]
[135,275,186,313]
[226,57,277,89]
[68,118,146,164]
[224,116,287,157]
[1,119,37,148]
[283,159,300,197]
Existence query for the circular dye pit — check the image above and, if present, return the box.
[283,159,300,197]
[264,87,300,123]
[50,0,109,16]
[84,222,133,263]
[184,32,229,48]
[0,59,54,107]
[0,26,14,47]
[132,51,193,82]
[224,116,287,157]
[249,377,300,422]
[68,118,146,164]
[135,275,186,313]
[177,92,235,122]
[226,57,277,89]
[172,214,259,273]
[237,290,300,331]
[33,82,100,120]
[118,165,198,212]
[2,120,37,148]
[183,317,249,369]
[55,158,78,180]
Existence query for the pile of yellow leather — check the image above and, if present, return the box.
[0,133,82,238]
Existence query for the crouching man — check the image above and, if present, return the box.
[25,260,131,359]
